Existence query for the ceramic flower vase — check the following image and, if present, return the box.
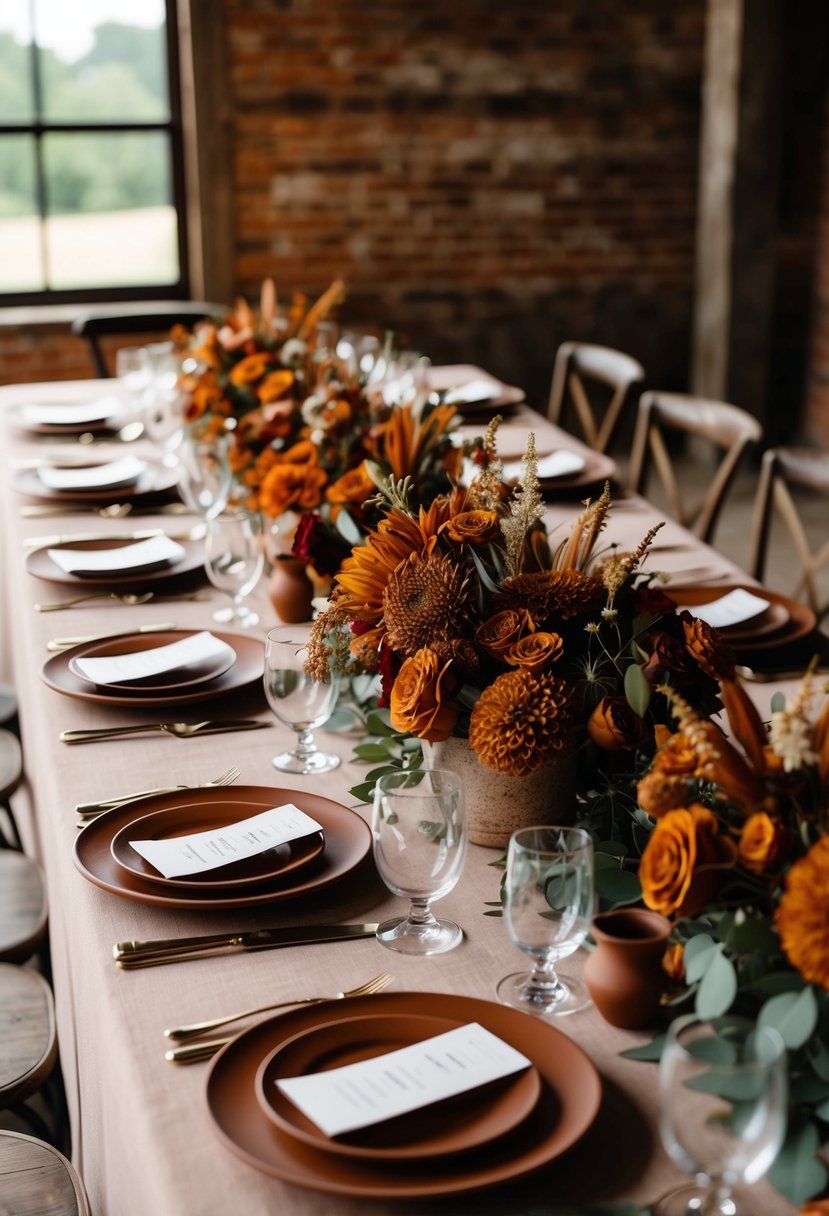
[268,555,315,624]
[421,737,576,848]
[583,907,671,1029]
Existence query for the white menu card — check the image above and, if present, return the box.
[37,455,147,491]
[502,450,586,481]
[47,535,185,575]
[276,1022,532,1138]
[682,588,770,630]
[129,804,324,878]
[72,630,233,686]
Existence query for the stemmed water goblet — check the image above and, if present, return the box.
[656,1015,787,1215]
[371,767,467,955]
[497,825,594,1017]
[174,429,233,519]
[142,340,185,452]
[263,625,341,774]
[204,508,264,627]
[115,346,152,423]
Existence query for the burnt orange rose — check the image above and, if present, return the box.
[588,696,647,752]
[228,352,271,386]
[389,648,458,742]
[259,460,327,517]
[505,631,564,673]
[682,615,736,680]
[442,510,500,545]
[326,463,376,507]
[639,804,736,918]
[738,812,788,875]
[257,368,295,403]
[475,609,534,660]
[662,942,685,983]
[800,1202,829,1216]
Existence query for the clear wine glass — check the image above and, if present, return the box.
[497,825,594,1017]
[115,346,152,422]
[142,340,185,452]
[656,1015,787,1215]
[204,508,264,627]
[372,767,467,955]
[175,430,233,519]
[263,625,341,774]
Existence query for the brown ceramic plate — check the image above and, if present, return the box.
[428,364,525,415]
[206,990,602,1197]
[41,629,263,707]
[25,535,205,588]
[256,1011,542,1161]
[665,585,817,653]
[7,399,125,436]
[109,801,325,892]
[13,462,179,503]
[73,786,370,908]
[68,633,235,693]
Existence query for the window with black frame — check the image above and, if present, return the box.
[0,0,187,303]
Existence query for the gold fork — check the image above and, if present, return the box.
[36,591,206,612]
[75,764,240,821]
[164,971,394,1056]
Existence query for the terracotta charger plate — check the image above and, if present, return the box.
[206,990,602,1198]
[12,462,179,504]
[6,400,125,436]
[665,584,817,653]
[109,801,325,893]
[41,629,263,707]
[73,786,371,909]
[68,634,235,694]
[255,1011,543,1161]
[25,536,205,588]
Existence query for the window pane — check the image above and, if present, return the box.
[36,0,169,123]
[0,135,44,291]
[43,131,179,289]
[0,4,35,122]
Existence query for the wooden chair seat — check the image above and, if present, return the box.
[0,853,47,964]
[627,390,762,545]
[0,1129,90,1216]
[0,966,57,1110]
[547,341,645,453]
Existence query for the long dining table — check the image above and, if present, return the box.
[0,376,806,1216]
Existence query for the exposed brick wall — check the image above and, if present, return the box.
[0,0,707,431]
[803,94,829,449]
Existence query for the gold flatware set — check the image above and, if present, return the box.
[47,621,178,651]
[36,590,206,612]
[23,523,206,550]
[20,501,194,519]
[75,765,240,821]
[61,719,269,744]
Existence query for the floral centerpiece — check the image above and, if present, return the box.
[174,280,461,579]
[306,418,725,843]
[602,662,829,1210]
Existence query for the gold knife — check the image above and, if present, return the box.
[166,1036,231,1063]
[114,923,381,968]
[48,622,177,651]
[61,719,267,744]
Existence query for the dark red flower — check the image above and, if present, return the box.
[634,585,677,616]
[291,511,350,578]
[377,643,396,708]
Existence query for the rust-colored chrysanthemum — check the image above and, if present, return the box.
[383,552,472,658]
[497,569,604,623]
[776,837,829,990]
[468,669,578,776]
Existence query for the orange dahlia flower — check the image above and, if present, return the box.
[776,837,829,990]
[468,669,577,776]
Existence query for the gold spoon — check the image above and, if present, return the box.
[35,592,155,612]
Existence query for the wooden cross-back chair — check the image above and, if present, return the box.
[547,341,645,453]
[627,390,762,546]
[747,446,829,619]
[71,301,225,377]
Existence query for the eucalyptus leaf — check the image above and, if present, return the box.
[808,1036,829,1083]
[751,971,805,997]
[722,913,779,956]
[594,867,642,904]
[767,1119,828,1204]
[623,662,651,716]
[334,506,364,547]
[683,934,718,984]
[597,840,629,860]
[696,949,737,1018]
[353,742,400,762]
[321,707,362,733]
[365,708,395,737]
[790,1070,829,1106]
[620,1034,666,1061]
[758,987,818,1049]
[770,690,786,714]
[814,1095,829,1122]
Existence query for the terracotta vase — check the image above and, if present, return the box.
[583,907,672,1029]
[421,736,576,848]
[268,556,314,624]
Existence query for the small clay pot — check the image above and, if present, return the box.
[268,556,314,624]
[584,907,672,1029]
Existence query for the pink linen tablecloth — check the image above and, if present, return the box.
[1,379,798,1216]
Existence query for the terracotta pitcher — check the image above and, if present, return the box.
[584,907,671,1029]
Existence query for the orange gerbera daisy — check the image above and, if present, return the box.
[776,837,829,990]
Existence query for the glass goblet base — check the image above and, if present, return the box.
[496,969,591,1017]
[212,604,259,627]
[376,915,462,956]
[271,749,341,775]
[653,1184,739,1216]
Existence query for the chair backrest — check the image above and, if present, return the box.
[627,390,762,545]
[71,301,225,377]
[0,1129,91,1216]
[547,341,645,452]
[747,446,829,617]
